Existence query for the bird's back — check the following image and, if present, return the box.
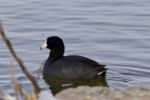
[43,55,106,79]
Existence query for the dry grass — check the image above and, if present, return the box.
[0,20,41,99]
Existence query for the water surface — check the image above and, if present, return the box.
[0,0,150,94]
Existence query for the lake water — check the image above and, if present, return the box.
[0,0,150,94]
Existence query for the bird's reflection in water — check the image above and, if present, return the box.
[42,73,108,95]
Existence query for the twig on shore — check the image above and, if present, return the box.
[0,20,41,94]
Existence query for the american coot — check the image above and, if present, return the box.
[41,36,107,80]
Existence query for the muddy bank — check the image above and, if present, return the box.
[56,86,150,100]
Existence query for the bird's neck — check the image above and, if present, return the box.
[48,48,64,62]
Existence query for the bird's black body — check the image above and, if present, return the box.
[44,55,106,79]
[41,36,107,94]
[42,36,107,80]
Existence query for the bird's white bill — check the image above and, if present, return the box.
[40,41,47,50]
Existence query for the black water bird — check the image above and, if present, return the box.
[41,36,107,80]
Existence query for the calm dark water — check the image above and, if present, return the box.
[1,0,150,94]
